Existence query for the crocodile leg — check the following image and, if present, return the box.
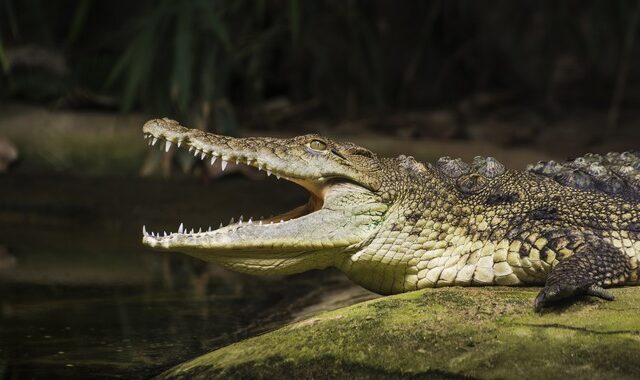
[534,234,631,312]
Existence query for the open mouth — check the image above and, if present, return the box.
[140,121,329,247]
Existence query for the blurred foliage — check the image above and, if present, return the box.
[1,0,640,130]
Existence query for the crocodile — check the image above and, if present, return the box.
[141,118,640,311]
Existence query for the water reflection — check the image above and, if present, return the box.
[0,175,375,378]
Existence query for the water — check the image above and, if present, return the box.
[0,175,375,379]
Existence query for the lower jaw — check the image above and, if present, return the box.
[180,248,338,276]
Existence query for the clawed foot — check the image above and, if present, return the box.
[533,284,615,312]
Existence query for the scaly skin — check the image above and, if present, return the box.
[141,118,640,310]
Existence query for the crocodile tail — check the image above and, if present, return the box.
[526,151,640,201]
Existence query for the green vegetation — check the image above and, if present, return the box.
[162,287,640,379]
[2,1,640,132]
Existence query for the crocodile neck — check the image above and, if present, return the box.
[340,169,640,294]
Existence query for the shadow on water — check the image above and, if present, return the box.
[0,175,376,379]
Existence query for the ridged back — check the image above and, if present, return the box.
[527,151,640,201]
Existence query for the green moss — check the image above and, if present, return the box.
[162,287,640,379]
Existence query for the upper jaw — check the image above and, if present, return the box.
[143,118,382,195]
[144,118,283,179]
[144,118,346,200]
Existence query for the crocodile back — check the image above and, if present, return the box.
[527,151,640,202]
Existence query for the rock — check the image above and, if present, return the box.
[162,287,640,379]
[0,137,19,173]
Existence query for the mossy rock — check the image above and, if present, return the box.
[161,287,640,379]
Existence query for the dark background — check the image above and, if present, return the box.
[2,0,640,151]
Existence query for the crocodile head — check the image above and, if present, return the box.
[141,118,398,276]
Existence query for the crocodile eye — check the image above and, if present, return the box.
[308,139,327,151]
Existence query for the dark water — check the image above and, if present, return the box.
[0,175,374,379]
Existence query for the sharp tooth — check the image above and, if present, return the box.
[189,146,194,152]
[177,140,182,148]
[239,215,243,222]
[151,137,158,146]
[221,160,228,171]
[190,228,194,234]
[229,217,234,224]
[208,226,212,232]
[201,151,207,160]
[236,159,240,165]
[276,175,281,179]
[210,156,217,165]
[219,222,223,228]
[164,231,168,237]
[198,227,202,233]
[194,149,201,157]
[258,164,263,171]
[165,141,172,152]
[178,223,184,234]
[143,225,148,236]
[248,218,253,224]
[266,170,272,177]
